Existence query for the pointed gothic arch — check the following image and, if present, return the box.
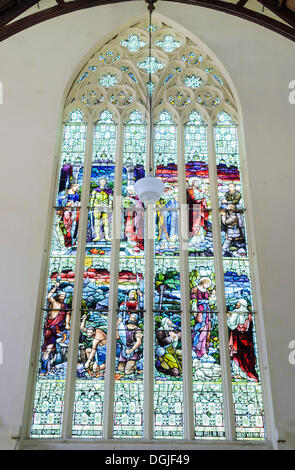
[22,13,272,447]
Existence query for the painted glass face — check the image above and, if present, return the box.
[30,20,265,442]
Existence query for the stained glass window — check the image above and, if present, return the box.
[27,17,267,445]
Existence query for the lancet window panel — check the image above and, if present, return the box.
[25,15,268,444]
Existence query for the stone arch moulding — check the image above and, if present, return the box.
[20,12,277,449]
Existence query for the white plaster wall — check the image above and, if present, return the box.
[0,0,294,450]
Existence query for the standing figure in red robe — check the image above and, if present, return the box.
[227,298,258,381]
[40,282,71,375]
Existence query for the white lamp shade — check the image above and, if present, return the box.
[134,174,165,203]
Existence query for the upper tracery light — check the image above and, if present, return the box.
[137,56,165,74]
[99,50,120,63]
[184,75,204,88]
[183,51,203,65]
[98,73,119,88]
[121,34,146,52]
[155,35,181,52]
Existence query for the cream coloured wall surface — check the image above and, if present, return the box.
[0,0,294,450]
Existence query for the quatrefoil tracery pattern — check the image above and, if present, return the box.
[65,15,237,124]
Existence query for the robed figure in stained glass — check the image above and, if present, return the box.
[40,282,71,375]
[155,185,178,251]
[155,315,182,377]
[117,313,143,376]
[59,160,74,193]
[187,177,209,245]
[227,298,258,381]
[57,182,80,250]
[191,277,215,362]
[122,185,144,252]
[220,183,245,256]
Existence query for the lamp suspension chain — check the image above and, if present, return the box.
[134,0,164,203]
[148,4,153,174]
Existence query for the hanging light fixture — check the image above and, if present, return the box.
[134,172,164,203]
[134,0,164,203]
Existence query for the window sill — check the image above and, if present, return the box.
[19,438,273,450]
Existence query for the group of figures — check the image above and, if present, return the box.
[186,177,247,258]
[155,176,247,258]
[78,286,145,380]
[78,304,144,380]
[48,159,254,382]
[39,279,145,380]
[189,272,259,382]
[88,170,145,253]
[55,161,246,259]
[39,279,258,383]
[55,163,146,254]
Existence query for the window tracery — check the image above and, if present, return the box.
[28,15,266,443]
